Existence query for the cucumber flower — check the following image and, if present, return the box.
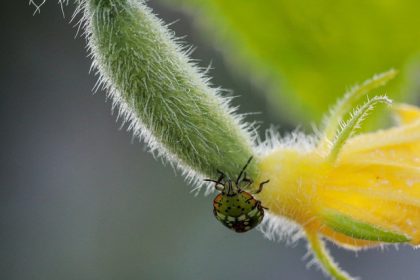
[257,70,420,279]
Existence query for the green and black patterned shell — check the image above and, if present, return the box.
[213,191,264,233]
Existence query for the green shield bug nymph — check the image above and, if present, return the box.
[205,157,270,233]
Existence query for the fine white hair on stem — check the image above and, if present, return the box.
[256,125,318,158]
[29,0,46,14]
[29,0,70,16]
[258,212,304,245]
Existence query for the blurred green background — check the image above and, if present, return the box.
[173,0,420,125]
[1,1,420,280]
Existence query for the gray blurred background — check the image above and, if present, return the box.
[1,1,419,280]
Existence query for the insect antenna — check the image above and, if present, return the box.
[236,156,253,185]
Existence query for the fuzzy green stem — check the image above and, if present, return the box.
[306,232,354,280]
[83,0,257,181]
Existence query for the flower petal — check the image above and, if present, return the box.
[392,103,420,125]
[339,119,420,166]
[319,109,420,245]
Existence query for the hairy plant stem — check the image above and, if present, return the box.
[83,0,258,183]
[306,232,353,280]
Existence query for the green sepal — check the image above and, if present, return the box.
[322,209,411,243]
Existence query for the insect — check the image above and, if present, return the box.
[205,157,270,233]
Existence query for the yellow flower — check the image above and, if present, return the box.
[255,70,420,279]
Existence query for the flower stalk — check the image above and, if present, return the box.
[306,231,352,280]
[83,0,257,184]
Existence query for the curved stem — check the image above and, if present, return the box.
[306,231,354,280]
[328,95,391,162]
[318,69,397,152]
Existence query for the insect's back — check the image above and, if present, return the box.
[213,191,264,233]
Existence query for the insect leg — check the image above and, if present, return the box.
[253,179,270,194]
[215,171,225,184]
[240,173,254,190]
[203,179,219,183]
[216,169,226,179]
[204,178,224,191]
